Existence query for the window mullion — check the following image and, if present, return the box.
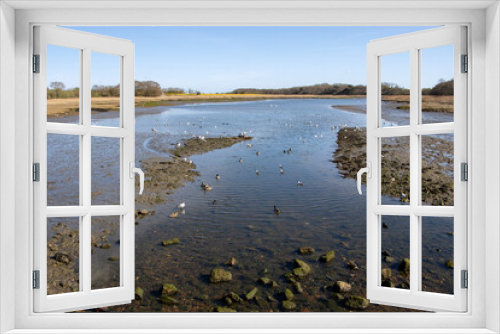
[82,48,92,294]
[409,47,421,295]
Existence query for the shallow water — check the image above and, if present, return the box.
[47,98,455,312]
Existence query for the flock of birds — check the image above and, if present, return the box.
[154,107,356,218]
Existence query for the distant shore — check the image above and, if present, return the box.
[47,94,366,118]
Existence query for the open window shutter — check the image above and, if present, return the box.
[33,26,136,312]
[365,26,467,312]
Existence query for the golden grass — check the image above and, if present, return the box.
[46,94,366,117]
[46,94,454,117]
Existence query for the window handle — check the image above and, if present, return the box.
[129,162,145,195]
[357,162,371,195]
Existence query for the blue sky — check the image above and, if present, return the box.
[49,26,454,93]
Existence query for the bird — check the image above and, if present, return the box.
[151,127,158,133]
[212,200,217,205]
[247,144,253,148]
[215,174,221,180]
[201,182,212,191]
[274,206,281,215]
[169,212,178,218]
[297,181,303,187]
[178,202,185,209]
[239,158,243,163]
[256,170,260,175]
[176,143,181,147]
[256,151,260,156]
[280,169,285,174]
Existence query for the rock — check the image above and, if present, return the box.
[293,259,311,277]
[271,281,280,289]
[162,238,180,246]
[284,272,297,282]
[384,256,396,263]
[333,281,352,293]
[48,243,59,252]
[399,258,410,275]
[267,294,278,302]
[169,212,178,218]
[226,257,237,266]
[284,289,294,300]
[381,268,392,281]
[209,268,232,283]
[196,294,209,301]
[445,260,454,269]
[134,287,144,300]
[298,247,315,255]
[55,252,70,264]
[224,297,233,306]
[109,256,119,261]
[320,250,335,263]
[345,296,370,310]
[100,243,111,249]
[346,261,359,270]
[446,232,454,236]
[293,281,303,293]
[382,249,391,257]
[245,287,258,300]
[227,292,242,303]
[400,281,410,289]
[382,280,395,288]
[382,223,389,229]
[215,306,236,312]
[161,283,179,295]
[258,277,272,285]
[331,293,344,301]
[282,300,296,310]
[160,295,178,305]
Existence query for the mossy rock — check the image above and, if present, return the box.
[258,277,272,285]
[109,256,119,262]
[333,281,351,293]
[162,238,180,246]
[320,250,335,263]
[160,295,178,305]
[282,300,296,310]
[134,287,144,300]
[399,258,410,275]
[245,287,258,300]
[161,283,179,295]
[381,268,392,281]
[209,268,232,283]
[298,246,315,255]
[345,296,370,310]
[284,289,294,300]
[445,260,454,269]
[293,259,311,277]
[215,306,236,312]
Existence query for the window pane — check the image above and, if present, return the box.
[381,215,410,290]
[421,134,454,206]
[47,44,80,124]
[91,52,121,127]
[421,217,454,294]
[47,134,80,206]
[47,217,80,295]
[421,45,454,124]
[91,216,121,290]
[381,137,410,205]
[380,52,410,127]
[91,137,121,205]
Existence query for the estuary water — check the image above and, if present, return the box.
[47,98,455,312]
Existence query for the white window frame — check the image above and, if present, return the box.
[365,26,467,312]
[33,26,136,312]
[0,2,499,333]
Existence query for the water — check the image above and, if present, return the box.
[47,98,455,312]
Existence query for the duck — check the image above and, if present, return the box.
[297,181,304,187]
[256,170,260,175]
[280,169,285,174]
[176,143,181,147]
[201,182,212,191]
[215,174,221,180]
[273,206,281,215]
[256,151,260,156]
[239,158,243,163]
[178,202,186,209]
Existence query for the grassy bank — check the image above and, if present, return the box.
[47,94,366,118]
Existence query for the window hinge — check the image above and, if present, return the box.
[461,162,468,181]
[33,54,40,73]
[461,270,468,289]
[461,54,468,73]
[33,163,40,182]
[33,270,40,289]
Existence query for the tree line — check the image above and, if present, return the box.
[231,79,453,96]
[47,80,167,99]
